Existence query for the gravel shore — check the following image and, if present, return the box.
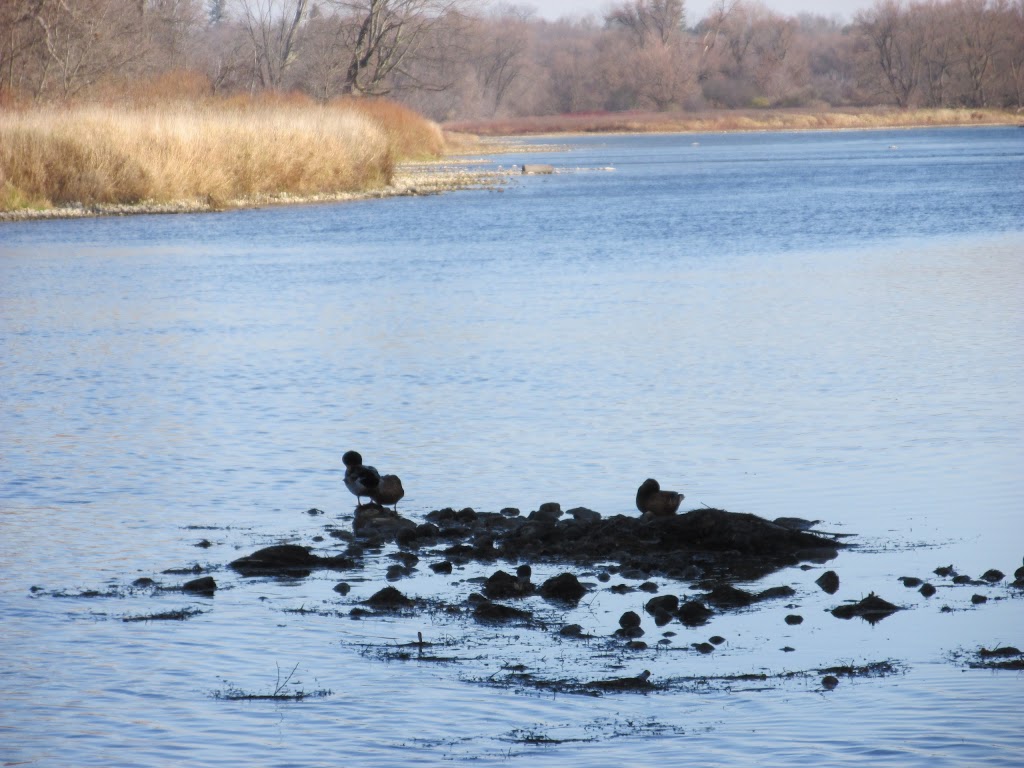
[0,157,513,223]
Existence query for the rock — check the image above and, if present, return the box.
[981,569,1004,583]
[484,569,533,599]
[195,539,212,548]
[676,600,714,627]
[386,564,407,580]
[473,600,532,622]
[919,583,936,597]
[560,623,585,637]
[639,581,659,593]
[815,570,840,594]
[693,642,715,654]
[934,565,957,577]
[709,635,726,645]
[567,507,601,523]
[333,582,351,595]
[456,507,478,523]
[619,611,642,629]
[831,592,901,623]
[365,586,413,609]
[500,507,520,517]
[784,614,803,625]
[645,594,679,615]
[353,506,418,541]
[822,675,839,690]
[539,572,587,602]
[229,544,355,576]
[429,560,453,574]
[652,608,674,626]
[899,576,923,587]
[133,577,156,588]
[971,594,987,604]
[529,502,562,522]
[773,517,821,531]
[305,508,324,515]
[952,574,972,584]
[182,576,216,596]
[703,584,755,608]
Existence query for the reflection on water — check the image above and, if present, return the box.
[2,127,1023,766]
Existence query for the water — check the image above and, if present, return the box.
[2,127,1023,766]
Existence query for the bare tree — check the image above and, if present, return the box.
[326,0,465,96]
[235,0,309,90]
[855,0,926,107]
[606,0,686,45]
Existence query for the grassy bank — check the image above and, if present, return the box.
[0,97,446,214]
[446,107,1021,136]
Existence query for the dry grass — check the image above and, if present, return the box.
[0,95,448,212]
[446,107,1020,136]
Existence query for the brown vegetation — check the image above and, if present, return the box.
[0,95,450,213]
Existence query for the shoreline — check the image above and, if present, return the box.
[4,113,1020,222]
[0,157,514,223]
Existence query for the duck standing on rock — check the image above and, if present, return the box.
[343,450,380,506]
[636,478,684,519]
[372,474,405,510]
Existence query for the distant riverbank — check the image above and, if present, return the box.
[445,107,1022,137]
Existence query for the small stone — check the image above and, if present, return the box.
[709,635,726,645]
[386,564,406,580]
[692,642,715,654]
[971,594,987,604]
[560,623,584,637]
[919,583,936,597]
[182,576,216,596]
[333,582,351,595]
[429,560,453,574]
[619,610,642,629]
[597,571,611,582]
[934,565,956,577]
[645,594,679,614]
[539,572,587,602]
[981,569,1004,583]
[815,570,840,594]
[499,507,520,517]
[639,581,659,593]
[785,614,803,625]
[822,675,839,690]
[953,574,972,584]
[899,576,922,587]
[195,539,212,548]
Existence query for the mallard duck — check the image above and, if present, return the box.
[636,478,683,518]
[343,450,380,505]
[372,474,405,510]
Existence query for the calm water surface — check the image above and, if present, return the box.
[2,127,1023,766]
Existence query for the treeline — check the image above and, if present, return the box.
[2,0,1022,118]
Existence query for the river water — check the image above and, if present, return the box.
[2,127,1022,766]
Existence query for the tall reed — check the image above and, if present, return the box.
[0,99,444,211]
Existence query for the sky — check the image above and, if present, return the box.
[520,0,873,23]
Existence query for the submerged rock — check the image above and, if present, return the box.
[365,586,414,609]
[540,572,587,602]
[831,592,902,623]
[182,576,217,596]
[230,545,355,576]
[815,570,840,594]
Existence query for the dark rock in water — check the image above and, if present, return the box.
[305,508,324,516]
[354,506,418,542]
[919,583,936,597]
[981,569,1004,583]
[133,577,156,588]
[815,570,840,594]
[230,545,319,576]
[784,614,803,625]
[773,517,821,531]
[499,507,520,517]
[979,646,1021,657]
[645,594,679,615]
[560,623,585,637]
[639,581,659,593]
[473,600,532,622]
[182,576,216,595]
[971,593,987,604]
[676,600,714,626]
[333,582,351,595]
[484,569,534,599]
[934,565,957,577]
[704,584,755,608]
[195,539,212,548]
[386,564,407,581]
[529,502,563,523]
[539,572,587,602]
[456,507,478,523]
[429,560,453,574]
[899,576,923,587]
[390,551,419,568]
[831,592,902,623]
[619,610,642,629]
[952,574,973,584]
[615,625,645,639]
[567,507,601,523]
[692,642,715,654]
[822,675,839,690]
[516,564,532,580]
[1015,563,1024,581]
[652,608,674,626]
[365,586,413,609]
[591,670,652,691]
[759,585,797,600]
[709,635,726,645]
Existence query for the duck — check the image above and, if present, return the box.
[636,478,683,518]
[342,450,380,505]
[371,474,405,510]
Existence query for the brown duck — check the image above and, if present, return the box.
[635,478,683,518]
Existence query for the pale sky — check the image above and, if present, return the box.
[521,0,873,23]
